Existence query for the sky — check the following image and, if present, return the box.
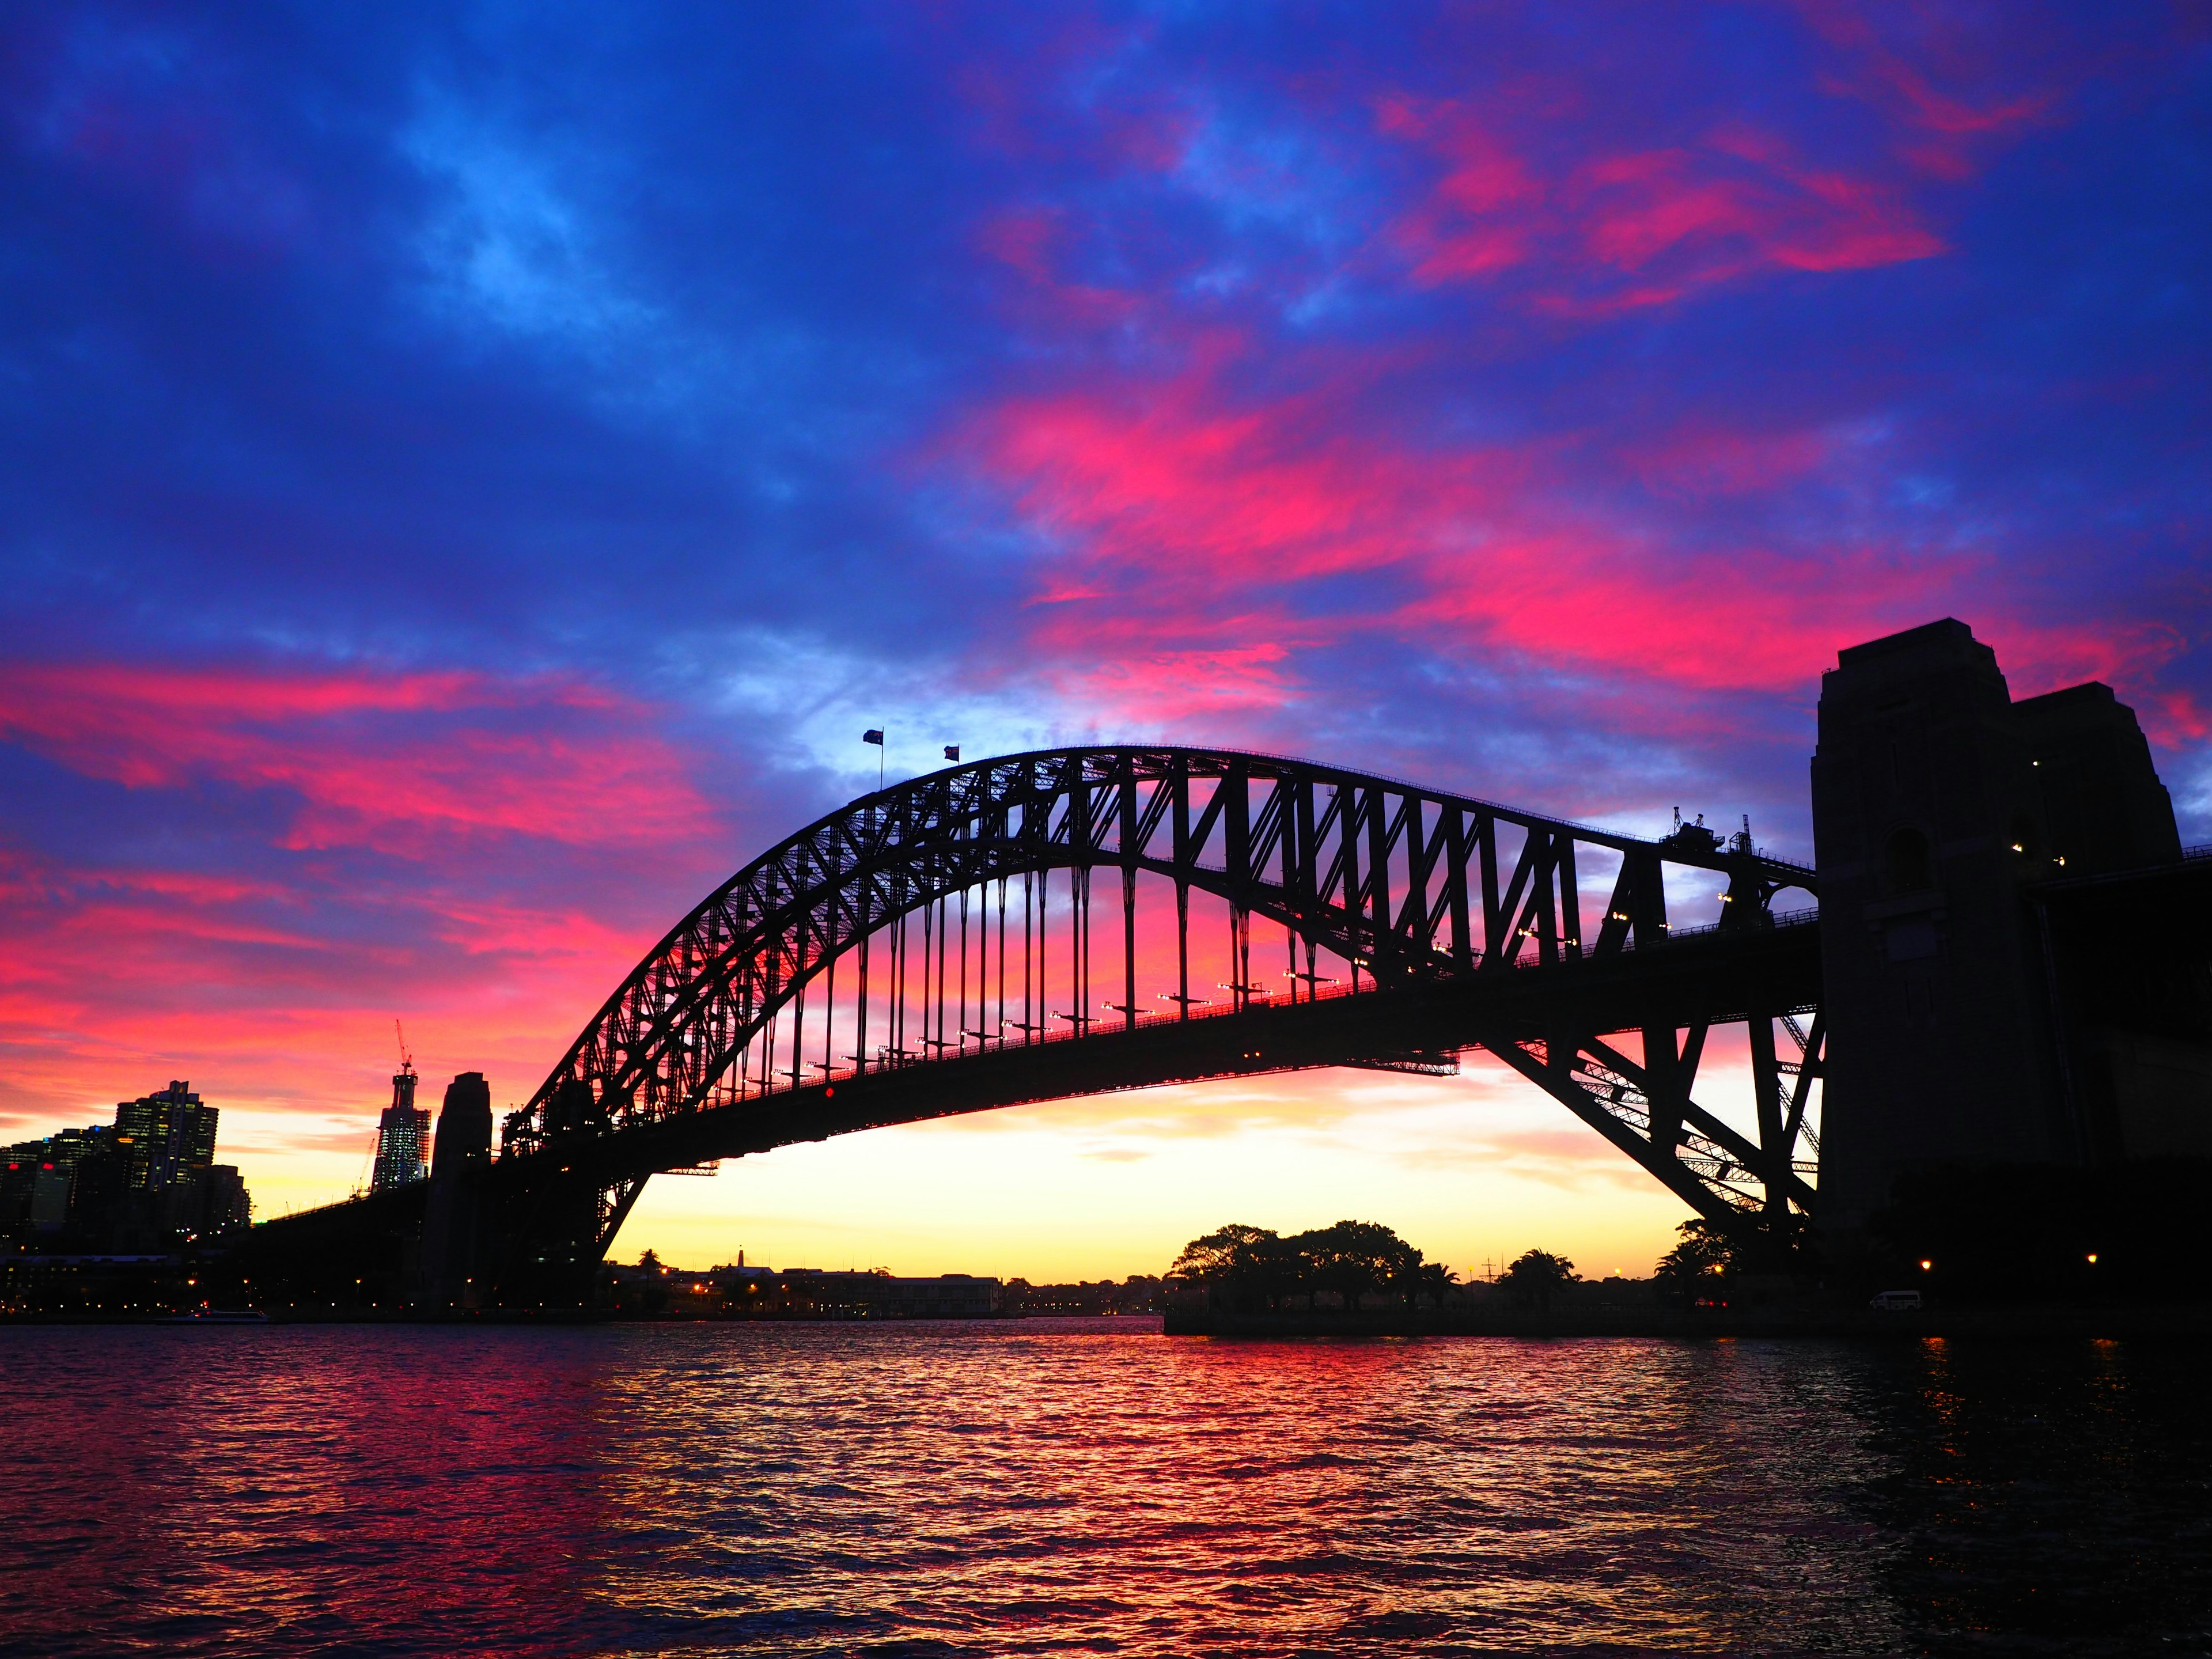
[2,2,2208,1281]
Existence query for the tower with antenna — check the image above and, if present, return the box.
[369,1020,431,1193]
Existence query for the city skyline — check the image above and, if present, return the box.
[2,6,2207,1279]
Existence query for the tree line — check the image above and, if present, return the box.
[1168,1221,1583,1312]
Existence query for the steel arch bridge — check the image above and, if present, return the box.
[472,747,1824,1300]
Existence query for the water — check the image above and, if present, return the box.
[1,1322,2206,1657]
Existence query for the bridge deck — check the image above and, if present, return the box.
[494,916,1822,1187]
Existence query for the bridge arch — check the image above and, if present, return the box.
[488,749,1821,1279]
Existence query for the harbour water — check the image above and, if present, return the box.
[1,1321,2206,1656]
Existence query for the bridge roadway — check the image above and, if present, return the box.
[237,912,1820,1310]
[490,914,1822,1191]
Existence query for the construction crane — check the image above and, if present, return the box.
[395,1018,415,1079]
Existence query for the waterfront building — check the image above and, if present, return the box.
[1,1084,253,1250]
[694,1267,1007,1319]
[109,1081,234,1247]
[369,1062,430,1192]
[64,1138,137,1247]
[197,1164,253,1235]
[113,1081,219,1195]
[0,1141,72,1247]
[0,1151,29,1238]
[0,1125,119,1241]
[880,1273,1003,1317]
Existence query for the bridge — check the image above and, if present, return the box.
[248,620,2212,1309]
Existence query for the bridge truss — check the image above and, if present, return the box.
[490,749,1821,1289]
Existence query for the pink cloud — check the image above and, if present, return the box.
[976,206,1065,282]
[971,360,1519,593]
[1377,97,1944,310]
[1789,1,2061,179]
[975,204,1147,329]
[1625,424,1837,501]
[0,834,702,1152]
[2144,690,2211,747]
[0,661,717,854]
[1405,535,1957,695]
[1376,96,1541,283]
[1580,145,1941,278]
[3,18,313,259]
[953,353,2184,722]
[0,658,736,1141]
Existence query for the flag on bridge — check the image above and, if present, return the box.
[944,745,960,762]
[862,729,883,745]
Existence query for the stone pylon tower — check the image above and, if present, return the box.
[1810,619,2186,1228]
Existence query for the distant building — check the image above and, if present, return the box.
[880,1273,1003,1317]
[110,1081,229,1247]
[1,1082,252,1250]
[2,1126,116,1239]
[0,1150,31,1238]
[199,1165,252,1234]
[369,1063,430,1192]
[1005,1276,1163,1316]
[713,1267,1006,1318]
[113,1081,218,1195]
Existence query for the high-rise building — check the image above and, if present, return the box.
[369,1062,430,1192]
[113,1081,219,1194]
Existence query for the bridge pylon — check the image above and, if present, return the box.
[1811,618,2208,1230]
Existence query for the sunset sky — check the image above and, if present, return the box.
[2,3,2207,1281]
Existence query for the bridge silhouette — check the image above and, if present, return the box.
[251,621,2212,1309]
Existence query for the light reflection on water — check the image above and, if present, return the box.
[2,1322,2207,1656]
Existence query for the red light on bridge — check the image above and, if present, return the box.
[1919,1259,1933,1271]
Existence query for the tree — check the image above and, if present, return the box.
[1176,1221,1283,1283]
[1415,1260,1459,1308]
[1654,1220,1732,1302]
[1501,1248,1580,1312]
[1171,1224,1287,1309]
[1295,1220,1419,1312]
[1171,1224,1275,1281]
[1168,1219,1454,1315]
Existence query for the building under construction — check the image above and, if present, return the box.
[369,1055,431,1193]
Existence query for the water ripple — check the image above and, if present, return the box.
[1,1323,2208,1656]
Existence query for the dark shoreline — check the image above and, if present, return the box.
[1161,1303,2212,1340]
[10,1305,2212,1338]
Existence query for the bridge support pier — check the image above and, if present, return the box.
[418,1071,492,1309]
[1811,619,2202,1232]
[472,1171,643,1310]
